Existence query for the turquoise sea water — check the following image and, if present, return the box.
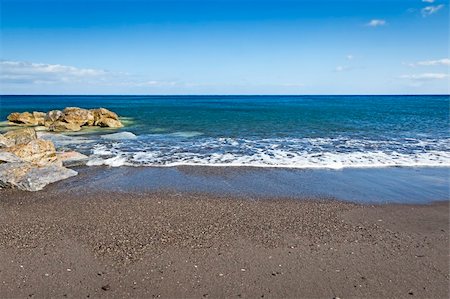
[1,95,449,168]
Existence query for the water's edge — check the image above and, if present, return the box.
[49,165,449,205]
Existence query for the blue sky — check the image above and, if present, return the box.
[0,0,448,95]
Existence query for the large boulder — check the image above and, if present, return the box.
[48,121,82,132]
[6,139,61,166]
[3,128,37,145]
[0,162,77,191]
[7,112,44,126]
[44,110,63,125]
[32,112,46,126]
[63,107,95,126]
[92,108,123,128]
[96,118,123,128]
[92,108,120,121]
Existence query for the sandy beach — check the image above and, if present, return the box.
[1,185,448,298]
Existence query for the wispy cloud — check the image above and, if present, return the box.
[400,73,449,81]
[408,58,450,67]
[346,55,354,61]
[0,60,176,87]
[422,0,435,3]
[366,19,387,27]
[421,4,444,16]
[0,60,110,84]
[335,66,350,72]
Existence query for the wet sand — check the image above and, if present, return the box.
[0,187,448,298]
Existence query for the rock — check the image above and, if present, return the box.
[6,107,123,131]
[0,152,23,163]
[33,112,46,126]
[92,108,120,121]
[0,134,15,148]
[0,162,77,191]
[101,132,137,140]
[44,110,63,125]
[48,121,82,132]
[6,139,61,166]
[57,151,89,167]
[63,107,95,126]
[3,128,37,145]
[7,112,41,126]
[96,118,123,128]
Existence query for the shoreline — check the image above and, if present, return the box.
[37,165,450,204]
[1,189,448,297]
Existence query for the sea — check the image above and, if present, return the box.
[1,95,449,169]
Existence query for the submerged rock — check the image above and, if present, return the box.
[101,131,137,140]
[48,121,82,132]
[57,151,89,167]
[0,162,77,191]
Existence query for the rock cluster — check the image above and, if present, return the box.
[7,107,123,132]
[0,128,84,191]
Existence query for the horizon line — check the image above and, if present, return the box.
[1,94,449,97]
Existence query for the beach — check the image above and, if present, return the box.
[1,166,449,298]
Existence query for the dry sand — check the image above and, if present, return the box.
[0,189,448,298]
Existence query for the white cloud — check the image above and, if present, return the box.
[421,4,444,16]
[422,0,435,3]
[366,19,387,27]
[408,58,450,67]
[400,73,449,81]
[0,59,176,88]
[0,60,109,84]
[346,55,354,60]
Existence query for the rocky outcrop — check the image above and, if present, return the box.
[63,107,95,126]
[6,139,61,167]
[7,107,123,131]
[3,128,37,145]
[7,111,45,126]
[48,121,82,132]
[0,162,77,191]
[0,128,81,191]
[91,108,123,128]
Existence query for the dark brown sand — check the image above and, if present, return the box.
[0,189,448,298]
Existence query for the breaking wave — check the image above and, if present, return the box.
[46,132,450,169]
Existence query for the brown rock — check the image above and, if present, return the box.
[3,128,37,145]
[63,107,95,126]
[96,118,123,128]
[92,108,120,122]
[32,111,46,126]
[48,121,82,132]
[44,110,63,125]
[7,112,38,125]
[6,139,61,166]
[0,134,15,148]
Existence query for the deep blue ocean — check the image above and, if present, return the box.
[1,95,449,168]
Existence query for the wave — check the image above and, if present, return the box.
[77,136,450,169]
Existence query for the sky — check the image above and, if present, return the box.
[0,0,449,95]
